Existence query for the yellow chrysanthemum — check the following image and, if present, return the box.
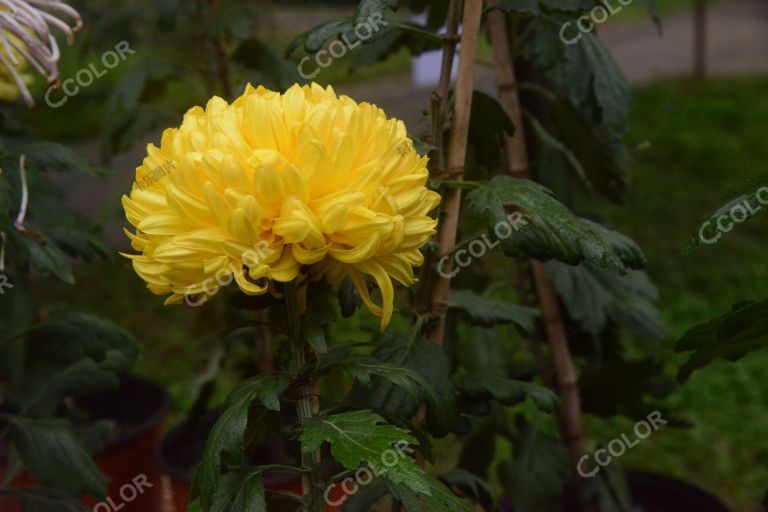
[122,83,440,328]
[0,1,81,107]
[0,34,33,103]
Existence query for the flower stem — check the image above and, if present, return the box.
[284,281,324,512]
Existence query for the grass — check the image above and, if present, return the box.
[580,76,768,511]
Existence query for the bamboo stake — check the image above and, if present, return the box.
[487,6,593,510]
[427,0,484,345]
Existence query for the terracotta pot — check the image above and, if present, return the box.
[0,375,170,512]
[155,411,345,511]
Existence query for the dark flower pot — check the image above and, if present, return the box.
[76,374,171,512]
[498,469,730,512]
[155,411,345,512]
[620,470,729,512]
[0,375,170,512]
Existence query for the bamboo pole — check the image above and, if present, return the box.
[427,0,484,345]
[487,6,593,510]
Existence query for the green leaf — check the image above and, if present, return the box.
[581,464,639,512]
[527,113,593,193]
[438,469,495,509]
[524,17,631,133]
[488,0,541,15]
[25,240,75,283]
[286,0,400,57]
[301,411,423,491]
[687,173,768,250]
[192,375,285,510]
[14,142,104,176]
[488,0,596,14]
[210,470,266,512]
[387,473,473,512]
[26,313,140,366]
[232,38,299,91]
[349,23,440,73]
[448,289,538,331]
[675,299,768,382]
[21,356,123,416]
[346,332,456,437]
[8,418,107,497]
[465,175,645,273]
[498,421,569,512]
[545,261,664,338]
[455,375,558,412]
[343,357,430,401]
[467,91,515,171]
[306,324,328,354]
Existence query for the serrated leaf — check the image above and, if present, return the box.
[14,142,104,176]
[232,38,299,90]
[9,418,107,497]
[345,332,456,437]
[527,113,593,193]
[524,17,630,133]
[545,261,664,338]
[301,411,424,492]
[286,0,400,56]
[455,374,558,412]
[489,0,596,14]
[465,175,645,273]
[301,410,470,511]
[26,313,140,366]
[192,375,285,510]
[499,421,569,512]
[467,91,515,171]
[387,473,473,512]
[688,173,768,250]
[25,240,74,283]
[21,356,122,416]
[674,299,768,381]
[343,357,429,401]
[210,470,266,512]
[438,469,495,509]
[448,289,538,330]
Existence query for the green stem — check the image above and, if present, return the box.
[284,281,324,512]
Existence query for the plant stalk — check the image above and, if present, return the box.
[284,281,323,512]
[427,0,484,345]
[487,6,593,510]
